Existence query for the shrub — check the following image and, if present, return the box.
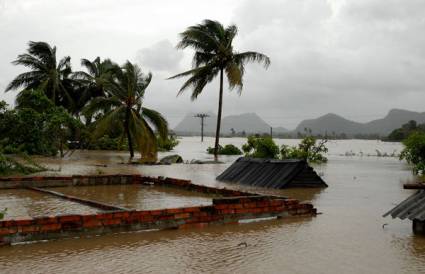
[242,136,280,159]
[158,135,180,152]
[241,136,328,163]
[207,144,242,155]
[281,136,328,163]
[400,132,425,175]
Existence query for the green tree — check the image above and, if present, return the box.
[400,131,425,174]
[6,41,76,110]
[242,136,279,159]
[169,19,270,160]
[84,61,168,161]
[72,57,117,121]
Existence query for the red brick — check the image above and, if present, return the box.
[166,208,182,214]
[229,204,243,209]
[83,219,102,228]
[95,213,114,220]
[59,215,81,223]
[13,217,34,226]
[40,223,61,232]
[243,202,257,208]
[174,213,190,219]
[183,207,201,213]
[36,216,58,225]
[102,218,121,226]
[19,225,40,233]
[214,204,229,210]
[270,200,284,206]
[113,212,130,219]
[0,227,17,235]
[140,215,154,222]
[150,210,163,216]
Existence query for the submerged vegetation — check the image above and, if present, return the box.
[242,136,328,163]
[207,144,242,155]
[169,19,270,160]
[0,152,47,176]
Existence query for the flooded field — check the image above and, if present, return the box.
[50,185,214,210]
[0,138,424,274]
[0,189,100,219]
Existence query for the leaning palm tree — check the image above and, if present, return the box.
[6,41,75,109]
[169,19,270,160]
[84,61,168,161]
[72,57,116,122]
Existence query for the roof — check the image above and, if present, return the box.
[383,190,425,221]
[216,157,328,189]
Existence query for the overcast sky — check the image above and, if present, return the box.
[1,0,425,129]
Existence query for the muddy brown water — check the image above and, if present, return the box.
[0,138,424,274]
[49,185,214,210]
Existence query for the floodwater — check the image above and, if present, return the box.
[1,137,425,274]
[50,185,214,210]
[0,189,100,219]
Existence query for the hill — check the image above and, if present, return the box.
[174,112,288,135]
[294,109,425,136]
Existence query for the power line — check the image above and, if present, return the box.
[194,113,210,142]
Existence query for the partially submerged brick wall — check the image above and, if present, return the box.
[0,174,317,245]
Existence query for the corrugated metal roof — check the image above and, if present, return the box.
[216,157,327,189]
[383,190,425,221]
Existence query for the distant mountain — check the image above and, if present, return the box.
[294,109,425,136]
[174,112,288,135]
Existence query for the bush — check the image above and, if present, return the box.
[0,92,82,156]
[241,136,328,163]
[242,136,280,159]
[158,135,180,152]
[207,144,242,155]
[400,132,425,175]
[281,136,328,163]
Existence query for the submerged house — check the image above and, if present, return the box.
[383,184,425,234]
[216,157,328,189]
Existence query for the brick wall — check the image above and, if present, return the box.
[0,174,317,245]
[0,195,315,245]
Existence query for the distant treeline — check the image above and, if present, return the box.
[384,120,425,142]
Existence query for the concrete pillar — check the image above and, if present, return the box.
[412,219,425,235]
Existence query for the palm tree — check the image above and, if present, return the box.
[72,57,116,122]
[84,61,168,161]
[6,41,76,109]
[169,19,270,160]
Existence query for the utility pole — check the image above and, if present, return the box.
[194,113,209,142]
[270,126,273,138]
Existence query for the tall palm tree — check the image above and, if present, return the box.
[84,61,168,161]
[169,19,270,160]
[6,41,76,109]
[72,57,116,122]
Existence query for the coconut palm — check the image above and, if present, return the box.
[6,41,76,109]
[83,61,168,161]
[72,57,117,122]
[169,19,270,160]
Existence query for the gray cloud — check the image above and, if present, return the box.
[135,40,183,72]
[1,0,425,129]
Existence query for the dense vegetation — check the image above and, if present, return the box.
[207,144,242,155]
[169,19,270,160]
[242,136,328,163]
[386,120,425,142]
[2,41,171,163]
[400,132,425,175]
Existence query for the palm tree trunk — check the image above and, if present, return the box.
[125,108,134,159]
[214,68,224,161]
